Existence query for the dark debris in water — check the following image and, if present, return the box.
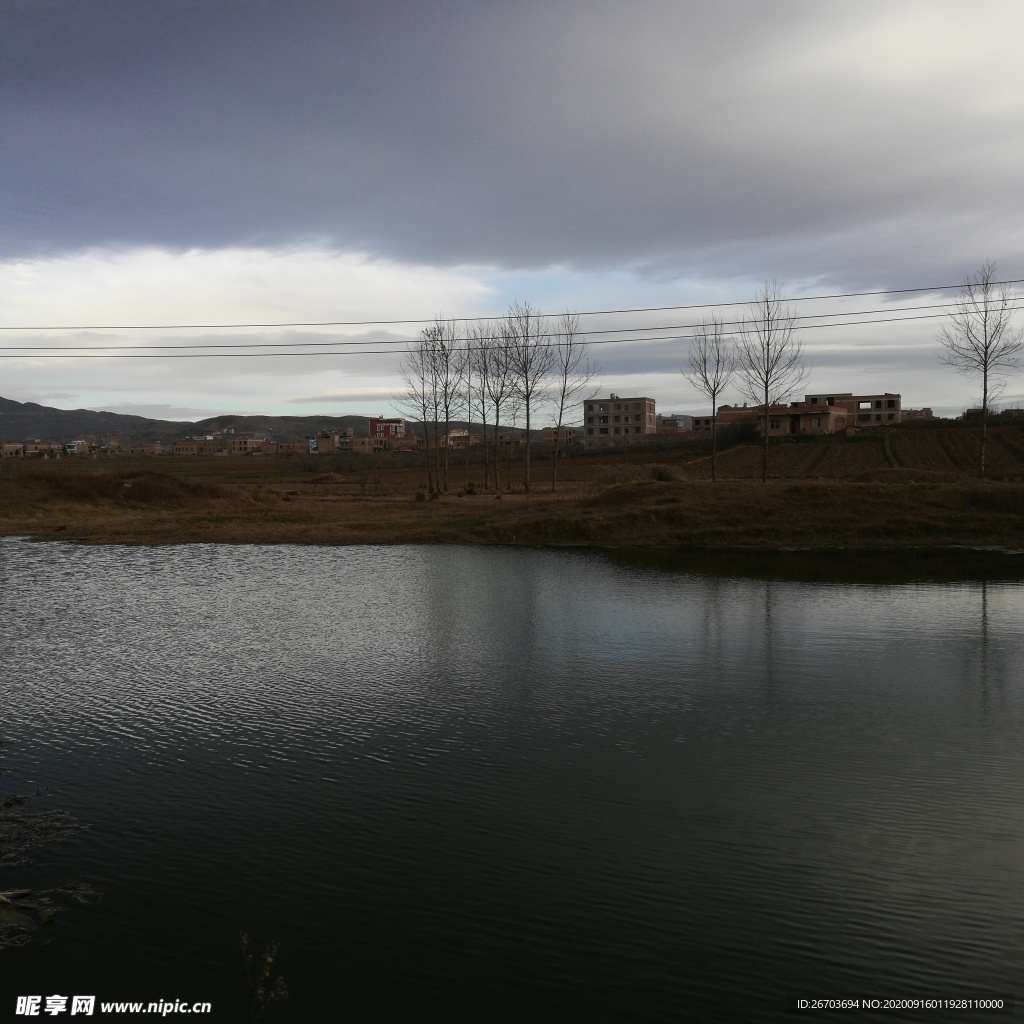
[1,746,98,952]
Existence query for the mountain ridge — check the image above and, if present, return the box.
[0,395,375,443]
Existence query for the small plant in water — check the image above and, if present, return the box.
[240,932,289,1022]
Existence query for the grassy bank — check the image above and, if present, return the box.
[1,440,1022,549]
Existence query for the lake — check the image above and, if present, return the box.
[2,539,1022,1021]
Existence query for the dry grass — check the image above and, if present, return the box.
[2,427,1023,549]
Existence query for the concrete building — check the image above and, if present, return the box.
[657,414,693,433]
[541,426,578,446]
[757,403,849,436]
[228,435,272,455]
[805,392,902,425]
[172,436,225,456]
[368,417,406,438]
[582,393,656,441]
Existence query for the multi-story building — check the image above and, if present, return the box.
[228,435,272,455]
[368,417,406,438]
[805,392,902,425]
[582,393,656,441]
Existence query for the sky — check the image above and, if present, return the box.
[2,0,1023,423]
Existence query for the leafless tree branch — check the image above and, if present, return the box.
[937,259,1023,478]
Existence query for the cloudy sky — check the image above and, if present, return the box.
[2,0,1023,421]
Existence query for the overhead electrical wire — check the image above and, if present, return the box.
[0,311,993,358]
[1,278,1023,333]
[0,281,1021,359]
[3,298,1019,352]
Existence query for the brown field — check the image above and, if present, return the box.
[1,424,1022,549]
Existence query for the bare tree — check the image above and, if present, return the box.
[507,300,555,492]
[467,321,495,490]
[438,320,466,493]
[421,318,465,492]
[505,393,522,491]
[549,312,598,492]
[736,282,807,483]
[484,323,516,492]
[684,314,735,482]
[938,260,1023,478]
[393,335,438,493]
[468,323,491,491]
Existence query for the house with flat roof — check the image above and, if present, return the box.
[805,392,901,425]
[582,393,656,442]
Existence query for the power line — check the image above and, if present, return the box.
[2,278,1022,333]
[0,310,977,359]
[4,298,1023,353]
[2,296,1007,352]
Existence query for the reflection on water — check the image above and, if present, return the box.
[1,539,1022,1023]
[606,544,1024,583]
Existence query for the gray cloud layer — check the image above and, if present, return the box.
[3,0,1023,287]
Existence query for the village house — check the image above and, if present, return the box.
[172,436,225,456]
[368,416,406,438]
[656,414,692,434]
[805,392,902,425]
[582,393,657,442]
[692,392,903,437]
[541,425,578,446]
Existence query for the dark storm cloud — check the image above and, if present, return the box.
[3,0,1023,284]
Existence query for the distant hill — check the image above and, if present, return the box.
[0,396,188,443]
[191,413,377,440]
[0,395,520,445]
[0,395,379,443]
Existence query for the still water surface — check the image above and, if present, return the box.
[1,540,1022,1022]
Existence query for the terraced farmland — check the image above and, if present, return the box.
[691,425,1024,481]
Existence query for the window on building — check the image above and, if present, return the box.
[599,416,608,424]
[875,400,882,409]
[587,428,594,435]
[811,417,820,428]
[614,427,621,434]
[858,400,872,410]
[587,404,594,412]
[827,397,835,406]
[770,419,780,430]
[587,416,594,425]
[887,414,895,421]
[599,427,608,435]
[613,415,620,423]
[887,400,896,408]
[623,427,630,434]
[875,414,882,422]
[810,397,818,404]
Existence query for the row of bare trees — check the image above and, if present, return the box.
[685,265,1023,481]
[395,302,598,493]
[685,283,807,483]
